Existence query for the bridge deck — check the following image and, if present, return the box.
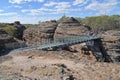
[10,36,100,53]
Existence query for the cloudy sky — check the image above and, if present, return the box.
[0,0,120,24]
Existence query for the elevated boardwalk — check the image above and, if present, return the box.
[10,36,101,53]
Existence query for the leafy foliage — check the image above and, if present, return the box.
[57,15,68,23]
[80,15,120,31]
[3,25,17,37]
[58,15,120,31]
[24,24,35,28]
[0,23,7,27]
[1,23,34,38]
[1,15,120,37]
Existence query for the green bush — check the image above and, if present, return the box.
[3,25,17,37]
[79,15,120,31]
[57,15,120,31]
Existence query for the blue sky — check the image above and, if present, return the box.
[0,0,120,24]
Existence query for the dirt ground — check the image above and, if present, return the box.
[0,50,120,80]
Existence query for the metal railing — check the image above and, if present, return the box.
[10,35,100,53]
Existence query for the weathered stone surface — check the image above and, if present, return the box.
[23,17,117,62]
[0,50,120,80]
[23,17,104,61]
[23,20,58,46]
[54,17,89,39]
[13,21,26,40]
[23,17,90,46]
[102,30,120,62]
[0,29,16,50]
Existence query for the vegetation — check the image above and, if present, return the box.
[24,24,36,28]
[58,15,120,31]
[81,15,120,31]
[3,25,17,37]
[0,15,120,37]
[0,23,34,38]
[0,23,8,27]
[57,15,68,23]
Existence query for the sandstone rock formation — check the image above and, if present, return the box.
[23,17,90,46]
[23,20,57,46]
[23,17,111,62]
[54,17,89,39]
[102,30,120,62]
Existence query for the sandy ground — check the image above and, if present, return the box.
[0,50,120,80]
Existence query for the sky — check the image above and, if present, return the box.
[0,0,120,24]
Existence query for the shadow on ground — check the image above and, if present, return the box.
[0,50,11,56]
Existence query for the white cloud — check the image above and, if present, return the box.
[21,8,51,16]
[21,1,84,15]
[51,8,81,14]
[0,12,17,16]
[8,5,22,8]
[0,15,59,24]
[37,0,44,2]
[85,0,118,14]
[44,2,57,7]
[28,10,44,16]
[21,9,29,13]
[44,2,71,9]
[14,5,22,8]
[73,0,88,6]
[9,0,44,4]
[9,0,23,4]
[44,1,71,14]
[55,2,71,9]
[0,9,4,12]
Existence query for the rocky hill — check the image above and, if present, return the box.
[23,17,91,46]
[54,17,90,39]
[23,17,114,62]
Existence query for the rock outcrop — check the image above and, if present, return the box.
[23,17,90,46]
[23,20,57,46]
[13,21,26,40]
[54,17,89,39]
[0,29,16,50]
[0,50,120,80]
[23,17,114,62]
[102,30,120,62]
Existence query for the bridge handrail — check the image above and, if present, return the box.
[10,35,101,53]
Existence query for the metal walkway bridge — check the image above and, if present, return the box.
[10,36,101,53]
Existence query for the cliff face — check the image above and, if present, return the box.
[0,29,16,50]
[102,30,120,62]
[54,17,89,39]
[23,17,120,62]
[23,20,57,46]
[23,17,90,45]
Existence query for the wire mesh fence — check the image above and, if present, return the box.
[9,35,100,53]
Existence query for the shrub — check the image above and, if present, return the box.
[3,25,17,37]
